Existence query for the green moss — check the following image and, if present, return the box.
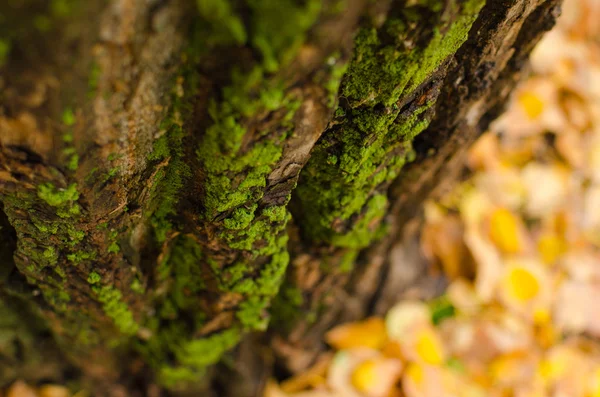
[158,366,206,389]
[37,183,79,207]
[223,204,258,230]
[93,285,139,335]
[270,284,307,332]
[130,278,144,294]
[146,1,324,381]
[196,66,297,220]
[88,61,101,97]
[107,241,119,253]
[295,0,485,251]
[262,205,287,223]
[107,230,120,253]
[341,0,483,106]
[173,328,241,369]
[247,0,321,72]
[338,249,359,273]
[61,108,76,126]
[87,271,101,285]
[324,55,349,107]
[158,235,205,312]
[41,287,70,312]
[66,250,96,264]
[155,326,241,387]
[196,0,246,45]
[37,183,81,219]
[66,152,79,171]
[146,126,190,244]
[237,296,269,330]
[42,247,59,265]
[331,194,388,249]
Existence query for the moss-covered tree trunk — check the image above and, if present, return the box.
[0,0,561,395]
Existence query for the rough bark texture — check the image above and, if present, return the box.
[0,0,561,395]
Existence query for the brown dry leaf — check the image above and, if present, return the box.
[421,215,473,280]
[325,317,387,351]
[6,382,37,397]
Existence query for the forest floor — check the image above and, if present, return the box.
[2,0,600,396]
[266,0,600,396]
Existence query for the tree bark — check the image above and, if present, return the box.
[0,0,561,395]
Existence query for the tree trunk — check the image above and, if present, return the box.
[0,0,561,395]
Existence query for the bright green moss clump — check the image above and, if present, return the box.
[93,285,139,336]
[295,0,485,250]
[159,327,241,388]
[37,183,79,207]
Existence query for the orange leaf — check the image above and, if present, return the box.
[38,386,70,397]
[325,317,387,350]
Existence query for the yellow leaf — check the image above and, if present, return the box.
[351,359,378,393]
[503,266,540,302]
[588,367,600,397]
[489,208,522,254]
[405,363,424,386]
[535,323,557,349]
[325,317,386,350]
[533,308,551,325]
[537,232,566,264]
[414,327,446,365]
[518,91,545,119]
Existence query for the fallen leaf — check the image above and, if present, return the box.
[421,215,473,280]
[37,386,70,397]
[6,382,37,397]
[325,317,386,351]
